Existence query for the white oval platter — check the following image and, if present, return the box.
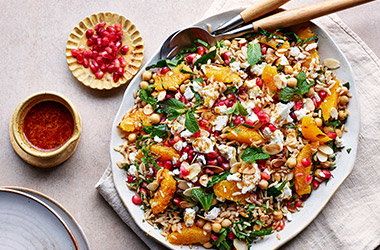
[109,9,360,250]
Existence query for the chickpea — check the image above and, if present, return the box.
[284,65,294,75]
[286,157,297,168]
[203,242,213,249]
[221,219,232,228]
[128,133,137,142]
[323,126,334,134]
[306,87,315,97]
[139,81,149,89]
[286,77,297,88]
[142,71,152,81]
[196,219,206,228]
[179,84,187,94]
[336,128,343,138]
[314,117,323,127]
[273,173,281,182]
[258,180,268,189]
[223,40,231,47]
[273,210,283,220]
[212,222,222,233]
[339,95,349,105]
[338,110,348,120]
[203,222,212,232]
[149,113,161,124]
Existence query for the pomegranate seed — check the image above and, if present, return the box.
[113,58,121,68]
[224,59,230,65]
[104,46,113,54]
[277,220,285,231]
[185,53,197,64]
[233,116,245,126]
[120,45,129,55]
[115,41,122,48]
[256,78,264,88]
[117,67,125,75]
[221,163,230,170]
[227,93,235,100]
[261,172,271,180]
[261,46,267,54]
[95,70,104,79]
[227,100,235,107]
[127,175,135,183]
[312,180,320,190]
[199,119,209,128]
[113,73,120,82]
[173,135,181,143]
[221,51,232,60]
[306,174,313,184]
[227,232,235,240]
[71,49,80,57]
[173,198,181,206]
[114,23,122,31]
[322,169,332,179]
[268,123,277,132]
[327,132,337,139]
[132,194,142,205]
[119,57,127,67]
[206,151,218,159]
[193,131,201,137]
[205,168,214,175]
[106,26,116,33]
[211,234,218,241]
[301,158,311,167]
[90,63,98,73]
[83,49,93,58]
[295,200,303,208]
[107,64,116,73]
[245,120,254,126]
[180,166,190,176]
[217,156,224,164]
[86,29,94,38]
[163,161,173,170]
[160,67,170,75]
[294,101,303,110]
[83,58,89,68]
[319,90,327,99]
[207,159,218,165]
[197,45,206,55]
[100,64,106,72]
[116,31,123,37]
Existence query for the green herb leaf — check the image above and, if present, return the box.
[191,188,214,211]
[343,82,350,89]
[142,124,169,139]
[278,87,300,102]
[194,39,210,49]
[278,71,312,102]
[207,172,231,187]
[301,36,318,45]
[250,228,272,237]
[346,148,351,154]
[224,86,238,95]
[146,58,183,70]
[247,42,262,66]
[267,180,288,197]
[298,79,312,95]
[241,123,256,129]
[193,77,203,83]
[215,41,226,49]
[190,86,203,107]
[225,101,248,116]
[241,147,270,163]
[213,228,231,250]
[139,89,158,109]
[185,110,199,133]
[160,98,188,120]
[180,68,195,75]
[258,28,282,40]
[325,119,343,129]
[296,71,307,85]
[194,50,216,66]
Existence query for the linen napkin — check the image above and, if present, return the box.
[96,2,380,249]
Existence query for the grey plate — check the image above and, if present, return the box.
[0,188,78,250]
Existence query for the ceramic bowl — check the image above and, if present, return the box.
[9,92,82,168]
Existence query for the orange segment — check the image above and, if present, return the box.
[223,125,264,145]
[262,65,278,96]
[301,115,331,143]
[168,226,211,245]
[294,144,313,196]
[150,144,180,161]
[153,64,192,91]
[150,169,177,214]
[320,81,340,121]
[203,64,241,83]
[257,35,290,52]
[213,180,249,203]
[119,109,151,132]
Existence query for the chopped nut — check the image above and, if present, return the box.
[323,58,340,69]
[143,104,154,115]
[286,77,297,88]
[142,71,152,81]
[339,95,349,105]
[263,143,283,155]
[139,81,149,89]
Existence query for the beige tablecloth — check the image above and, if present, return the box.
[96,1,380,249]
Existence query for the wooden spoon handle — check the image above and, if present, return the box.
[252,0,375,31]
[240,0,290,22]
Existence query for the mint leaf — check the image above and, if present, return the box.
[241,147,270,163]
[139,89,158,109]
[146,58,183,70]
[191,188,214,211]
[194,50,216,66]
[180,68,195,75]
[207,172,231,187]
[225,101,248,116]
[299,80,312,95]
[247,42,262,66]
[296,71,307,85]
[185,110,199,133]
[279,71,312,102]
[301,36,318,45]
[142,124,169,139]
[278,87,299,102]
[160,98,188,120]
[267,180,288,197]
[224,86,238,95]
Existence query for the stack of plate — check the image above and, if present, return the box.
[0,187,89,250]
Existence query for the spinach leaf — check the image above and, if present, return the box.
[139,89,158,109]
[191,188,214,211]
[194,50,216,66]
[142,124,169,139]
[146,57,183,70]
[207,172,231,187]
[241,147,270,163]
[247,42,262,66]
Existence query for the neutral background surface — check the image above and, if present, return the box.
[0,0,379,249]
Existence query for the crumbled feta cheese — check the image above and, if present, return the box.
[248,85,264,98]
[181,130,193,138]
[305,43,318,51]
[184,208,196,227]
[227,173,241,181]
[204,207,220,220]
[277,182,292,201]
[196,154,207,165]
[215,105,228,114]
[294,108,308,120]
[216,144,236,160]
[173,169,180,175]
[153,136,162,143]
[180,152,188,161]
[127,165,137,176]
[214,116,228,131]
[191,81,202,92]
[271,102,294,126]
[128,152,137,163]
[247,112,259,123]
[278,55,289,65]
[330,107,338,119]
[230,61,240,71]
[173,140,185,151]
[184,86,194,100]
[251,62,267,76]
[290,47,300,57]
[200,83,220,108]
[171,115,186,134]
[241,61,250,69]
[193,137,214,154]
[285,212,293,222]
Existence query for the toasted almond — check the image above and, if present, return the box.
[147,181,159,191]
[233,239,248,250]
[316,151,328,162]
[323,58,340,70]
[157,91,166,101]
[262,143,283,155]
[177,180,192,190]
[143,104,154,115]
[318,145,334,155]
[199,175,209,187]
